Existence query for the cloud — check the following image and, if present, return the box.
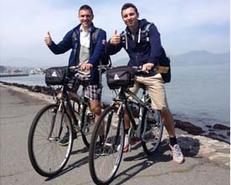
[0,0,229,66]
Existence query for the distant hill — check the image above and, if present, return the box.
[1,50,229,68]
[170,50,229,65]
[112,50,230,66]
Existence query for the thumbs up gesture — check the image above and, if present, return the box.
[44,31,52,46]
[110,30,121,45]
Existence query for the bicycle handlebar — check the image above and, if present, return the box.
[132,66,169,74]
[99,65,169,75]
[68,66,91,83]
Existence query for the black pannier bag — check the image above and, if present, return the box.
[106,66,135,89]
[159,56,171,83]
[45,66,68,85]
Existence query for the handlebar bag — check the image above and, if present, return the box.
[106,66,135,89]
[45,66,68,85]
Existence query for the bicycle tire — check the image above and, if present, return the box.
[28,103,73,177]
[89,105,125,185]
[141,109,163,155]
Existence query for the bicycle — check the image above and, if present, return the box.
[88,66,164,185]
[28,66,96,177]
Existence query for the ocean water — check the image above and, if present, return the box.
[1,61,230,128]
[167,61,230,128]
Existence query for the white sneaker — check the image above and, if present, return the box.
[170,144,184,164]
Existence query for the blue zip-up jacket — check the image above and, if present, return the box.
[48,23,106,85]
[106,19,167,70]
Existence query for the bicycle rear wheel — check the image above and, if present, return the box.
[81,103,95,148]
[28,104,73,177]
[141,109,163,155]
[89,105,125,185]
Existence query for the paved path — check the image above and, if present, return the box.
[0,85,230,185]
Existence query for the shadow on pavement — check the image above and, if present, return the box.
[45,146,89,181]
[111,136,200,185]
[45,136,200,184]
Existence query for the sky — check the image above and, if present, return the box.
[0,0,230,67]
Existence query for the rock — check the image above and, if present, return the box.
[213,124,230,130]
[207,132,218,137]
[174,119,204,135]
[208,128,215,132]
[218,134,226,139]
[31,85,41,92]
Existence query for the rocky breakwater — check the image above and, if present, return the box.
[0,81,55,95]
[175,119,230,144]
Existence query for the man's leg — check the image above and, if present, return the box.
[138,75,184,163]
[123,82,140,152]
[89,100,101,121]
[160,107,175,137]
[87,85,105,142]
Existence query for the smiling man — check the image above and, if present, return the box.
[44,5,106,146]
[106,3,184,164]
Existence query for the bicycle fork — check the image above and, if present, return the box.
[47,103,64,141]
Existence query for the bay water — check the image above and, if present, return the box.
[1,61,229,128]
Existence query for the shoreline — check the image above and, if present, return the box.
[0,81,230,144]
[0,73,29,77]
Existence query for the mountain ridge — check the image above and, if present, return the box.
[1,50,229,68]
[170,50,229,64]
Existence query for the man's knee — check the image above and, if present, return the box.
[160,106,172,118]
[160,106,169,114]
[90,102,101,115]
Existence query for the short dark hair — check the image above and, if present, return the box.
[121,3,138,16]
[79,5,94,16]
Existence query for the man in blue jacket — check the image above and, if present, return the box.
[45,5,106,145]
[107,3,184,164]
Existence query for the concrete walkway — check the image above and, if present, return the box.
[0,84,230,185]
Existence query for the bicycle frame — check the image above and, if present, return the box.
[112,86,153,138]
[55,78,90,134]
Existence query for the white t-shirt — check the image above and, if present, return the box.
[79,26,91,75]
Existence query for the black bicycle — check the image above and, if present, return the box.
[28,66,95,177]
[88,66,164,185]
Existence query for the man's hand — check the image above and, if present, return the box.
[142,63,154,72]
[80,63,93,71]
[44,31,52,46]
[110,30,121,45]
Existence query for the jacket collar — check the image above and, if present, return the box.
[76,23,95,33]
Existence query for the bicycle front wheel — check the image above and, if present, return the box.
[141,109,163,155]
[89,105,125,185]
[28,104,73,177]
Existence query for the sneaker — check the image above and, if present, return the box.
[169,144,184,164]
[59,131,77,146]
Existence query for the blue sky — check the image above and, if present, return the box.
[0,0,229,67]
